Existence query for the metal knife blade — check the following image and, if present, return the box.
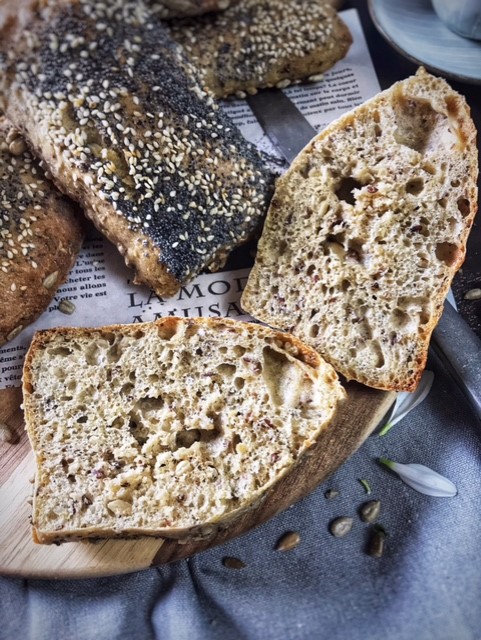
[247,89,481,423]
[247,90,317,164]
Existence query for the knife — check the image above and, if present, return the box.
[247,90,481,422]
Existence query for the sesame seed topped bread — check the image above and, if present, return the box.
[241,68,478,392]
[22,316,345,544]
[168,0,352,99]
[148,0,234,19]
[0,0,273,298]
[0,117,83,347]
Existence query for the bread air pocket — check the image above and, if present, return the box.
[241,67,478,392]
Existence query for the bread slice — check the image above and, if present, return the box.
[0,0,273,298]
[0,117,83,347]
[23,316,345,544]
[241,68,478,392]
[148,0,234,19]
[168,0,352,98]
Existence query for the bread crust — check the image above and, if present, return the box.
[149,0,235,19]
[23,317,345,544]
[0,117,84,346]
[0,0,273,298]
[242,68,478,392]
[169,0,352,98]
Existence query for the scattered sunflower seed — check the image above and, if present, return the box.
[58,298,76,315]
[324,489,339,500]
[222,556,246,570]
[275,531,300,552]
[0,423,14,443]
[329,516,353,538]
[360,500,381,523]
[358,479,372,494]
[464,288,481,301]
[368,526,386,558]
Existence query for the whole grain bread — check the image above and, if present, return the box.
[168,0,352,98]
[149,0,234,19]
[23,316,345,544]
[0,117,83,346]
[0,0,273,299]
[241,68,478,392]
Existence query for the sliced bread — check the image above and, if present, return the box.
[169,0,352,98]
[23,316,345,544]
[0,0,273,298]
[0,117,83,347]
[241,68,478,391]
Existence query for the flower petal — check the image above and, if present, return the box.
[379,458,457,497]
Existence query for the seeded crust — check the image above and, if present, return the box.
[0,117,83,347]
[168,0,352,99]
[241,68,478,392]
[148,0,235,19]
[22,316,345,544]
[0,0,273,298]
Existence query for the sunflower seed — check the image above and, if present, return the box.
[464,288,481,301]
[329,516,353,538]
[368,528,386,558]
[360,500,381,523]
[58,298,76,315]
[9,138,27,156]
[222,556,246,570]
[275,531,300,552]
[324,489,339,500]
[0,423,13,443]
[43,271,59,289]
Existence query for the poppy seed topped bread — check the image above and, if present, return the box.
[169,0,352,98]
[23,316,345,544]
[0,0,273,298]
[0,117,83,347]
[241,68,478,392]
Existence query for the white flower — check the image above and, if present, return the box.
[379,458,457,497]
[379,370,435,436]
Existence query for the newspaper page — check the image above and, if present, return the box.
[0,9,380,389]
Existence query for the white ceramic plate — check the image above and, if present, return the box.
[368,0,481,84]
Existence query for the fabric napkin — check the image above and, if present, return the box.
[1,349,481,640]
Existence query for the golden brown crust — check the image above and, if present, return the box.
[169,0,353,98]
[0,117,84,346]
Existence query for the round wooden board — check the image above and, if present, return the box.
[0,384,395,579]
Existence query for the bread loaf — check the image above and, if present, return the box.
[241,68,478,392]
[0,0,273,298]
[23,316,345,544]
[149,0,234,19]
[169,0,352,98]
[0,117,83,346]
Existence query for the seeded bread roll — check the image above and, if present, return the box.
[0,0,273,298]
[23,316,345,544]
[0,117,83,347]
[169,0,352,98]
[149,0,234,19]
[241,68,478,392]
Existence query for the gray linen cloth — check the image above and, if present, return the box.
[2,351,481,640]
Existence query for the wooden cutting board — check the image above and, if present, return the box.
[0,384,395,579]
